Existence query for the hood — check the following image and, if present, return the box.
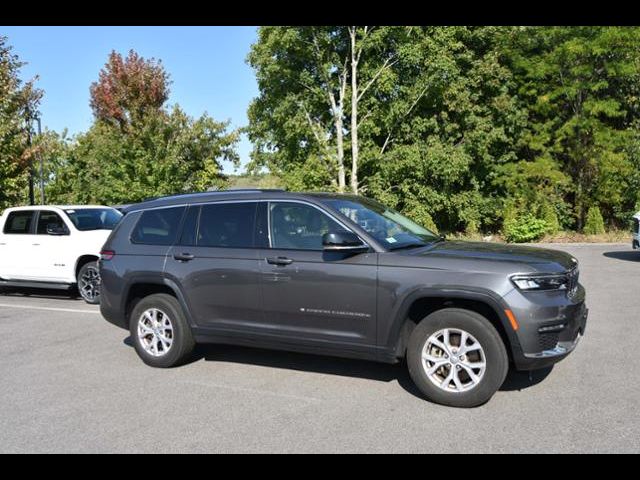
[407,241,578,273]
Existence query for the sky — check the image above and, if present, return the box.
[0,26,259,174]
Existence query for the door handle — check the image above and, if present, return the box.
[173,253,195,262]
[266,256,294,266]
[32,243,40,246]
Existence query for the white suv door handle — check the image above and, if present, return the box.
[32,243,40,246]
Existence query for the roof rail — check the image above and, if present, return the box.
[141,189,286,203]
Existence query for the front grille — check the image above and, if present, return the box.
[539,332,560,351]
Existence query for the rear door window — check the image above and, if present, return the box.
[3,211,35,234]
[197,202,257,248]
[131,207,186,246]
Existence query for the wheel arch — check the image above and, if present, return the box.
[387,287,522,363]
[75,254,100,279]
[122,277,194,329]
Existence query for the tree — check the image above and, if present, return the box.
[506,26,640,230]
[247,27,349,192]
[47,50,239,205]
[366,27,527,233]
[247,26,408,194]
[0,36,42,210]
[89,50,170,130]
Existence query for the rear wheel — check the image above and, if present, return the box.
[77,261,101,305]
[407,308,509,408]
[130,294,195,368]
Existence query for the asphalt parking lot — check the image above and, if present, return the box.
[1,243,639,453]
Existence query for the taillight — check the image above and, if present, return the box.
[100,250,115,261]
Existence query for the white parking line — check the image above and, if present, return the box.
[0,303,99,315]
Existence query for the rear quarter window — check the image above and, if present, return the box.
[131,207,186,246]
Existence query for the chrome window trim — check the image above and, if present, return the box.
[126,198,372,251]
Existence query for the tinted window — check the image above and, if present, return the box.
[37,211,68,235]
[198,203,257,248]
[131,207,185,245]
[178,206,200,246]
[3,211,35,234]
[65,208,122,231]
[270,202,344,251]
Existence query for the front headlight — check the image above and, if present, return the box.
[511,273,569,291]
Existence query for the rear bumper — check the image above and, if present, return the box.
[633,233,640,249]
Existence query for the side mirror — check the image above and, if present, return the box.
[322,231,369,253]
[46,224,68,236]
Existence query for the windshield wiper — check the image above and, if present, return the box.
[389,243,429,251]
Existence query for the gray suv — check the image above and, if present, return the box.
[100,190,587,407]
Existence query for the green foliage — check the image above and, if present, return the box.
[0,36,42,210]
[540,202,561,235]
[47,107,239,205]
[248,26,640,236]
[43,50,240,206]
[5,29,640,241]
[507,26,640,230]
[227,173,283,190]
[584,206,606,235]
[503,214,550,243]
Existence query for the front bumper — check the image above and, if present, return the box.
[503,285,588,371]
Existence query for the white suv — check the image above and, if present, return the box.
[0,206,122,304]
[634,212,640,250]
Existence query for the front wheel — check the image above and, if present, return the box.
[407,308,509,408]
[77,261,101,305]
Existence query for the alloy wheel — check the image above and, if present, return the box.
[421,328,487,393]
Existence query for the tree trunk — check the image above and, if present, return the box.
[335,114,346,193]
[350,30,359,195]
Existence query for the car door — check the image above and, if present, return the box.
[165,202,264,330]
[0,210,36,280]
[258,201,378,346]
[30,210,75,282]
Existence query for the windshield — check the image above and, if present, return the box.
[322,197,440,250]
[64,208,123,231]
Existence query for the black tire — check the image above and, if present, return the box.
[129,293,196,368]
[407,308,509,408]
[77,261,101,305]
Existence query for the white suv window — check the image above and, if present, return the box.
[3,211,35,235]
[36,211,69,235]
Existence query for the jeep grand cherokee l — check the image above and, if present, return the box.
[99,190,587,407]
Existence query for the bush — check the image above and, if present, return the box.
[540,202,560,235]
[504,214,549,243]
[584,206,606,235]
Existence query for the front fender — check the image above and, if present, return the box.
[381,286,523,362]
